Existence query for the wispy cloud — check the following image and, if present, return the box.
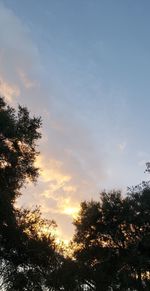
[18,69,38,89]
[0,2,41,105]
[0,76,20,102]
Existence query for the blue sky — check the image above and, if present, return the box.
[1,0,150,240]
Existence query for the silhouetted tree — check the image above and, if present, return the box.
[73,186,150,290]
[0,97,63,290]
[0,97,41,229]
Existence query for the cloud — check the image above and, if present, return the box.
[57,197,80,219]
[19,147,104,240]
[0,76,20,102]
[18,69,38,89]
[35,155,72,186]
[0,2,41,106]
[35,154,80,218]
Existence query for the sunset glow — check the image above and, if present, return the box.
[63,206,79,219]
[1,0,149,242]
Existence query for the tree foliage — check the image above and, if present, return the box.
[0,97,63,290]
[73,186,150,290]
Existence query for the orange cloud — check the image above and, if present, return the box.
[34,154,80,220]
[35,155,71,186]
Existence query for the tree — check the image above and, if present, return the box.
[0,97,41,227]
[73,187,150,290]
[0,96,42,259]
[0,97,65,290]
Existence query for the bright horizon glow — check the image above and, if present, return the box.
[62,206,79,219]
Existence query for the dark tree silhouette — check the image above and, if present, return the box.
[73,187,150,290]
[0,97,41,228]
[0,97,63,290]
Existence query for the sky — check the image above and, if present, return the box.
[0,0,150,241]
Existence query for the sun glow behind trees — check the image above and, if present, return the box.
[2,97,150,289]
